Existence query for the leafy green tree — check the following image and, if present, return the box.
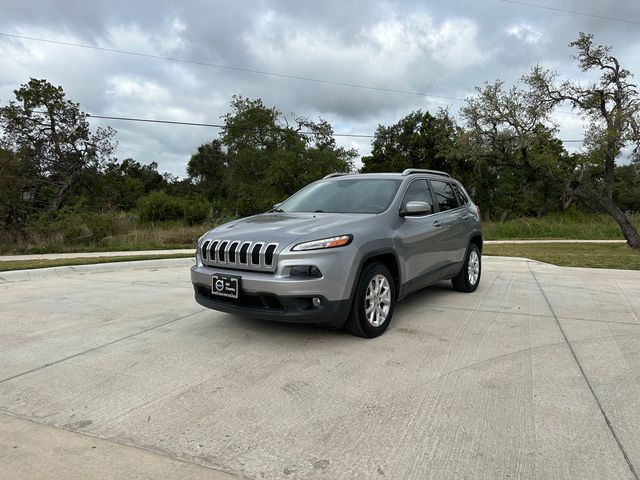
[186,139,228,201]
[361,110,458,173]
[0,147,29,228]
[359,108,566,220]
[69,158,166,211]
[220,96,356,215]
[0,78,116,213]
[526,33,640,247]
[615,163,640,212]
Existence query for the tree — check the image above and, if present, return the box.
[0,78,116,213]
[0,147,29,228]
[186,139,229,201]
[461,80,572,220]
[220,96,356,215]
[615,163,640,212]
[361,110,458,173]
[526,33,640,247]
[72,158,167,211]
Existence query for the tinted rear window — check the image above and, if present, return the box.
[452,184,469,205]
[430,180,459,212]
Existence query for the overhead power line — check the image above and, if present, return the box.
[86,112,584,143]
[0,31,464,102]
[501,0,640,25]
[86,113,376,138]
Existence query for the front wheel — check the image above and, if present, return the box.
[344,262,396,338]
[452,244,481,292]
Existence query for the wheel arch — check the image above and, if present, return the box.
[470,233,483,253]
[350,249,401,301]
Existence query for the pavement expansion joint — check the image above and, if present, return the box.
[528,264,640,480]
[0,411,248,480]
[0,310,206,385]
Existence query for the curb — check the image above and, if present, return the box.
[0,258,194,283]
[0,249,194,262]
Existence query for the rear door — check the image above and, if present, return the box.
[429,179,467,265]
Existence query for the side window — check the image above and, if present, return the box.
[402,180,433,208]
[430,180,459,212]
[452,184,469,205]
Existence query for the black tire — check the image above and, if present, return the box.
[452,244,481,292]
[344,262,396,338]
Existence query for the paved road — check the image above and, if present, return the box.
[1,257,639,479]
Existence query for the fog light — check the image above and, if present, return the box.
[290,265,322,278]
[312,297,322,307]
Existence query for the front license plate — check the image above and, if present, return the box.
[211,274,240,299]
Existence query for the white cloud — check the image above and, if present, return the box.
[106,76,170,103]
[2,0,640,176]
[243,12,486,81]
[506,23,543,45]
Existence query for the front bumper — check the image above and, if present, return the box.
[191,265,352,326]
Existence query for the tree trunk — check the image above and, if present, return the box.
[562,191,573,211]
[595,195,640,248]
[50,173,77,213]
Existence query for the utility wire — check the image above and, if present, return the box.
[86,112,584,142]
[25,110,585,142]
[86,113,376,138]
[501,0,640,25]
[0,31,464,102]
[1,31,590,123]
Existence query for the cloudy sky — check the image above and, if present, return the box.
[1,0,639,176]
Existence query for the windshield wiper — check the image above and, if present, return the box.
[271,208,285,213]
[314,209,326,213]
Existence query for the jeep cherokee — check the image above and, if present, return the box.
[191,169,483,337]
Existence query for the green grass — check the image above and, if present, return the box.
[484,242,640,270]
[0,253,193,272]
[483,213,639,240]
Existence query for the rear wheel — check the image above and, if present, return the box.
[344,262,396,338]
[452,244,481,292]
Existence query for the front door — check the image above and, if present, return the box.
[429,179,467,266]
[395,179,448,289]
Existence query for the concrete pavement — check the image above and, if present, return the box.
[1,257,639,479]
[1,414,240,480]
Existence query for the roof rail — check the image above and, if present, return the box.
[323,172,350,179]
[401,168,451,177]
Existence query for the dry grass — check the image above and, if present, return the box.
[0,215,222,255]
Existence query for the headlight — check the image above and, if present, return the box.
[292,235,353,251]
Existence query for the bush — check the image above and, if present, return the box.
[183,202,210,225]
[137,191,186,223]
[30,208,123,246]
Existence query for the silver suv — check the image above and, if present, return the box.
[191,169,483,337]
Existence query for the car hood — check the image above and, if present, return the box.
[204,212,373,245]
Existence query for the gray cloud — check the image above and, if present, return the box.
[1,0,639,175]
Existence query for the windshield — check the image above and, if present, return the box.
[279,178,401,214]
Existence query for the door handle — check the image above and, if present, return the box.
[433,220,443,228]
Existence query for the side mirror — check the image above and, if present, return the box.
[400,200,432,217]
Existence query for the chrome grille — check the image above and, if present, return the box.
[201,239,278,271]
